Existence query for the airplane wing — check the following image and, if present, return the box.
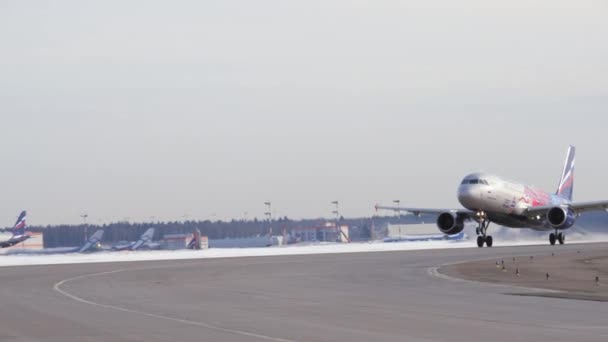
[570,200,608,213]
[525,200,608,217]
[375,205,475,217]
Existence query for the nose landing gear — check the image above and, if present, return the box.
[549,231,565,245]
[475,213,492,248]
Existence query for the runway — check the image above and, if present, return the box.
[1,243,607,342]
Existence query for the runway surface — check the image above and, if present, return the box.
[2,243,608,342]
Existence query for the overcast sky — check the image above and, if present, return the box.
[1,1,607,225]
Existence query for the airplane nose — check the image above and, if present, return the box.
[458,186,478,209]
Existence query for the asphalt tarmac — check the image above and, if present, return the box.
[1,243,607,342]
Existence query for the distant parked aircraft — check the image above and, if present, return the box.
[187,228,202,249]
[377,146,608,247]
[0,211,30,248]
[76,230,105,253]
[6,229,104,255]
[112,228,156,251]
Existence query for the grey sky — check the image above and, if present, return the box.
[1,1,607,225]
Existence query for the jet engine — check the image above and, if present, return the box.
[436,212,465,235]
[547,207,576,229]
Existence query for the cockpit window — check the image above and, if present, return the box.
[461,178,489,185]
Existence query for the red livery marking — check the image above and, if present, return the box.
[524,186,549,207]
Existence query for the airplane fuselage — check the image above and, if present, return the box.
[0,234,30,248]
[457,173,570,231]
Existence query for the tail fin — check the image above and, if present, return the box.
[12,210,27,236]
[556,145,575,201]
[131,228,155,250]
[79,230,104,253]
[188,228,202,250]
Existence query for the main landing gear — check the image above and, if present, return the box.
[475,213,492,248]
[549,231,565,246]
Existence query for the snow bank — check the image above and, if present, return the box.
[1,235,608,267]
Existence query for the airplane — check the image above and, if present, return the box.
[187,228,202,250]
[0,211,30,248]
[76,229,105,253]
[376,146,608,247]
[112,228,156,251]
[6,229,104,254]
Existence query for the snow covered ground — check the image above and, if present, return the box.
[1,234,608,267]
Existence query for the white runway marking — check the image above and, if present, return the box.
[427,263,560,294]
[53,263,295,342]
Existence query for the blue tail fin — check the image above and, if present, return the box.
[556,146,575,201]
[12,210,27,236]
[79,230,104,253]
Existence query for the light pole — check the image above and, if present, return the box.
[332,201,340,241]
[264,201,272,236]
[81,213,88,242]
[393,200,401,219]
[331,201,340,220]
[393,200,401,237]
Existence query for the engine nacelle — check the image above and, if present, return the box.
[436,212,465,235]
[547,207,576,229]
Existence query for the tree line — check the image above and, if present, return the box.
[0,215,432,248]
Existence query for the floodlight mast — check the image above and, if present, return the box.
[264,201,272,235]
[81,213,89,243]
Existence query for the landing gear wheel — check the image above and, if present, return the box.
[558,233,565,245]
[485,236,493,247]
[475,215,492,248]
[549,233,556,245]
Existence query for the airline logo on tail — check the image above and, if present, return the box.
[557,145,575,201]
[0,210,30,248]
[12,210,27,236]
